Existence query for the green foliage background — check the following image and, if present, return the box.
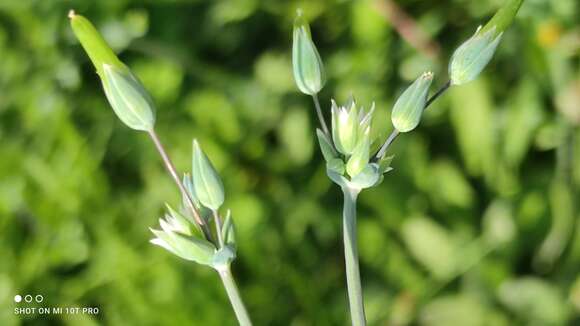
[1,0,579,325]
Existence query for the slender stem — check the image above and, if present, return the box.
[342,187,366,326]
[312,94,330,137]
[218,267,253,326]
[147,129,213,242]
[375,80,452,159]
[213,209,224,248]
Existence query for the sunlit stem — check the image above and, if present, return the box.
[218,267,253,326]
[342,186,366,326]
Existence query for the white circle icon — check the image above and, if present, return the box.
[35,295,44,303]
[24,295,33,303]
[14,295,22,303]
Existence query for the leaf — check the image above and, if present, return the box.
[401,217,456,279]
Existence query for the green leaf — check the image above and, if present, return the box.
[391,72,433,132]
[497,278,569,325]
[191,139,225,210]
[101,64,156,131]
[69,11,126,77]
[401,217,456,279]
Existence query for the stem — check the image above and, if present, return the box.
[218,267,253,326]
[213,209,224,248]
[312,94,330,137]
[148,129,213,242]
[342,187,366,326]
[375,80,452,159]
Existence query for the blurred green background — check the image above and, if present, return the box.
[1,0,579,325]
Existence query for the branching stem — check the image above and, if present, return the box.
[148,129,213,242]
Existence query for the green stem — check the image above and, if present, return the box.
[342,187,366,326]
[218,267,253,326]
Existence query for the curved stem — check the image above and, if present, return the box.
[218,267,253,326]
[342,187,366,326]
[312,94,330,138]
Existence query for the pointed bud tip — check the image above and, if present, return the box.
[68,9,76,19]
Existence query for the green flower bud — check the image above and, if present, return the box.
[391,72,433,132]
[68,10,125,77]
[449,28,502,86]
[449,0,524,85]
[332,99,358,155]
[102,64,156,131]
[150,206,215,265]
[70,11,156,131]
[191,140,225,211]
[346,127,370,178]
[292,10,325,95]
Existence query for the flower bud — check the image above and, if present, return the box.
[150,206,215,265]
[346,128,370,178]
[191,140,225,211]
[102,64,156,131]
[449,28,502,86]
[332,99,359,155]
[70,11,156,131]
[391,72,433,132]
[292,10,325,95]
[449,0,523,85]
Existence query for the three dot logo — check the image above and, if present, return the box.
[14,294,43,303]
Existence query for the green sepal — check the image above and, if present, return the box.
[191,140,225,211]
[101,64,156,131]
[346,128,370,178]
[449,28,502,86]
[349,163,380,189]
[211,246,236,271]
[221,209,236,249]
[378,155,395,174]
[327,158,345,175]
[316,128,337,161]
[150,229,215,265]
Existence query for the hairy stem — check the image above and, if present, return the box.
[148,129,213,242]
[218,267,253,326]
[376,80,452,159]
[342,187,366,326]
[312,94,330,137]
